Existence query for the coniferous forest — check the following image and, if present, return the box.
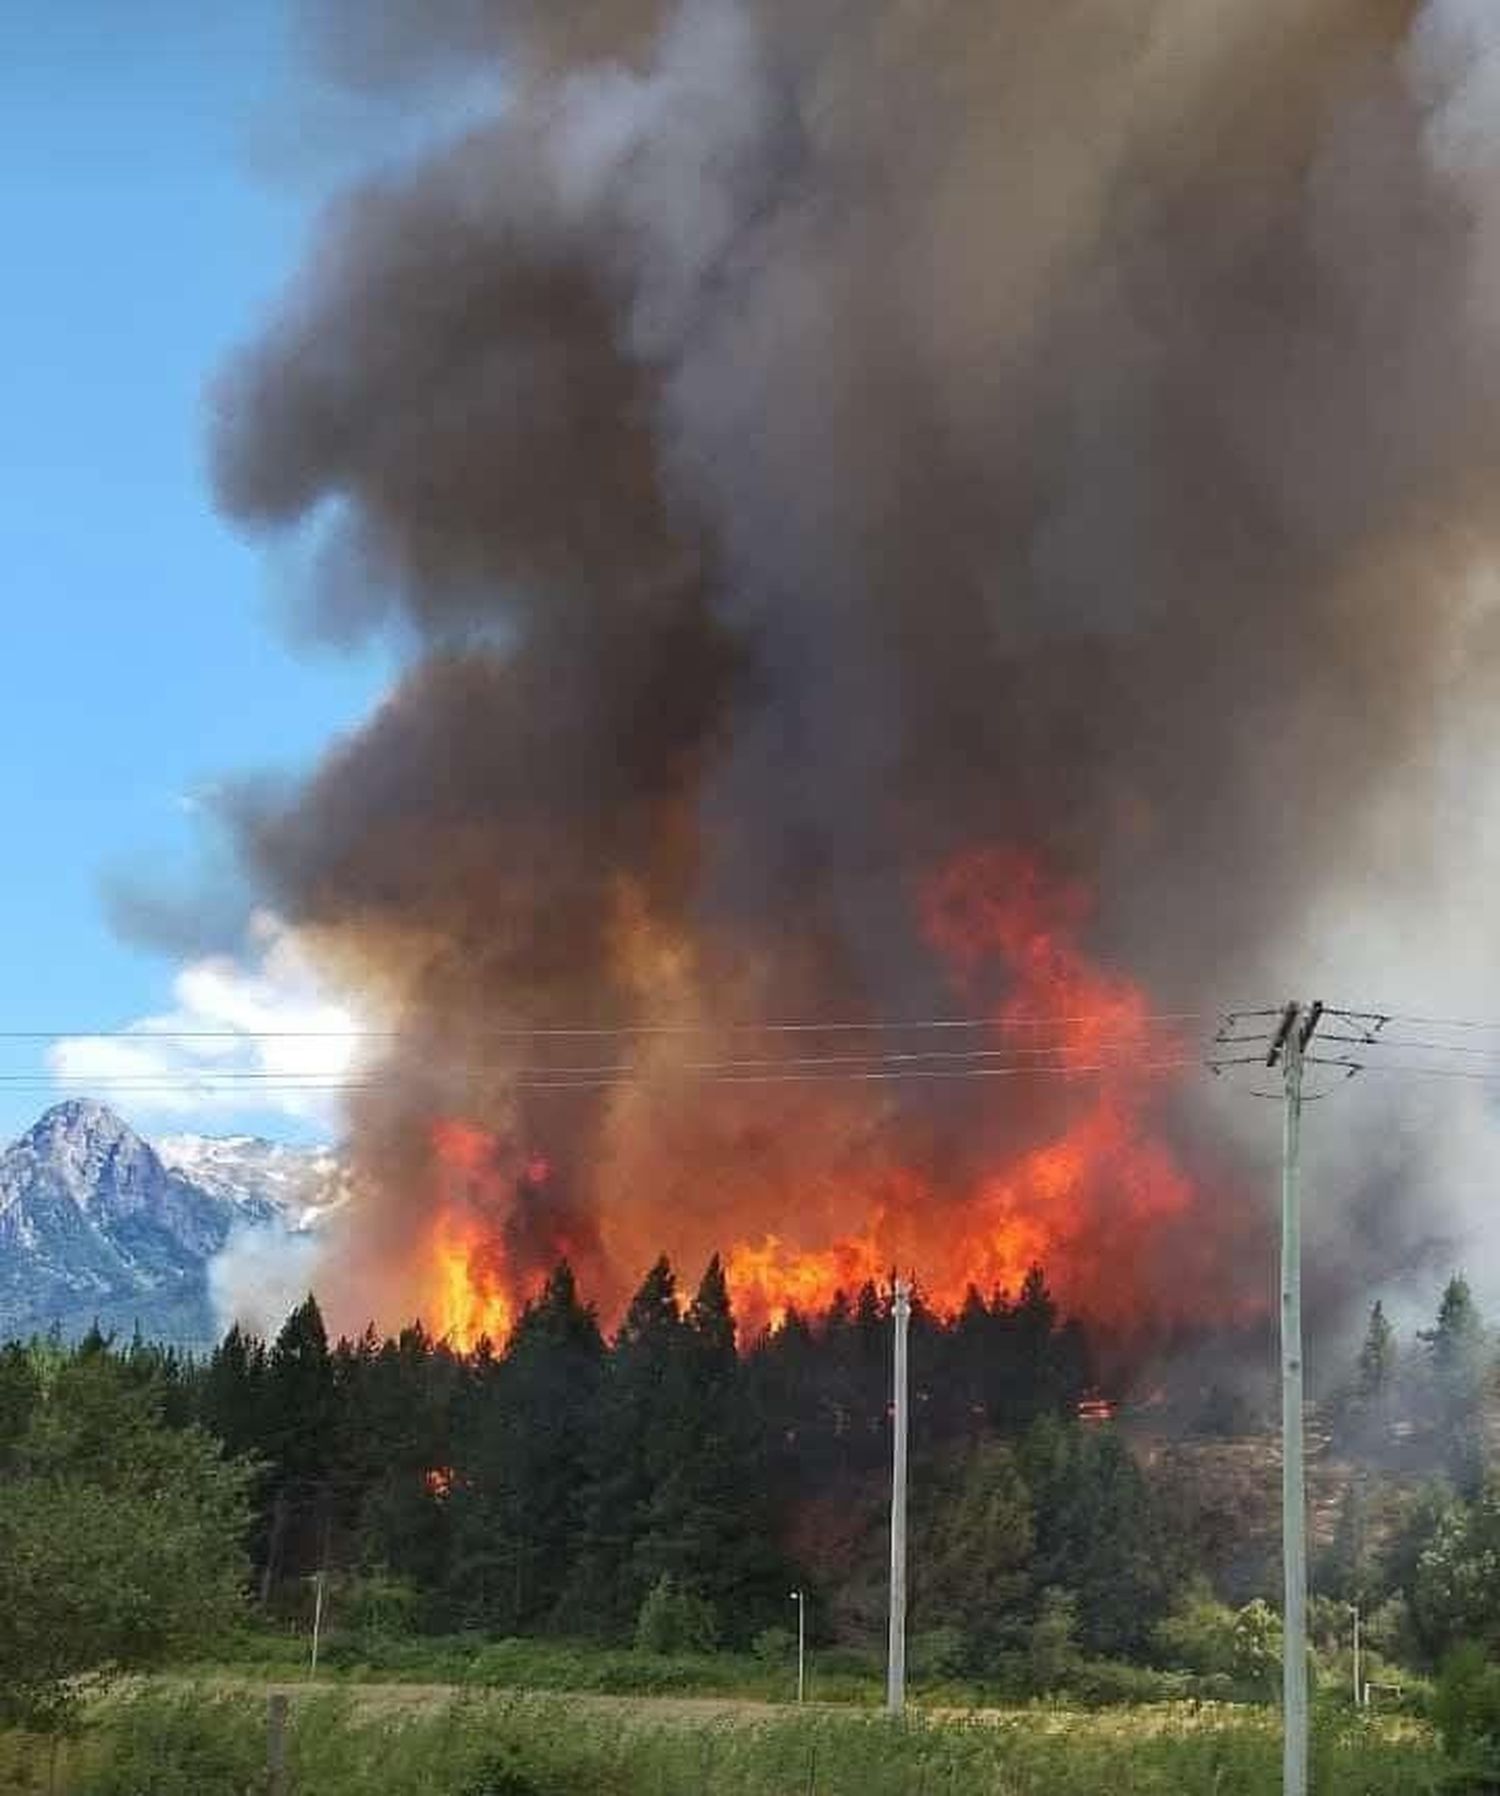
[8,1252,1500,1721]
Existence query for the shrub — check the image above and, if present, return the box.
[752,1625,795,1664]
[1154,1581,1239,1678]
[72,1692,261,1796]
[340,1568,424,1643]
[1434,1640,1500,1779]
[634,1575,719,1655]
[1231,1600,1283,1697]
[908,1626,967,1682]
[461,1750,546,1796]
[1028,1587,1081,1693]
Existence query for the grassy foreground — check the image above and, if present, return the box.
[0,1687,1452,1795]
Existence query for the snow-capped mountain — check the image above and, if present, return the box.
[0,1099,340,1346]
[155,1132,348,1230]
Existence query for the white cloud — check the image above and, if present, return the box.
[49,911,365,1127]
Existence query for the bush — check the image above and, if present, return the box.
[340,1568,424,1643]
[752,1625,795,1664]
[1434,1640,1500,1780]
[634,1575,719,1655]
[1028,1588,1081,1693]
[1231,1600,1283,1697]
[908,1626,967,1682]
[461,1750,545,1796]
[1062,1657,1199,1706]
[1154,1582,1239,1679]
[72,1692,261,1796]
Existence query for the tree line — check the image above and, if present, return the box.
[192,1256,1129,1655]
[7,1255,1500,1726]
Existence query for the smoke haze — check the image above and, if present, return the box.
[206,0,1500,1344]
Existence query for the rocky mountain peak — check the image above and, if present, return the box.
[10,1099,162,1215]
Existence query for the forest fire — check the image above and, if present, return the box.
[426,1120,518,1351]
[717,851,1199,1336]
[429,1209,513,1352]
[415,848,1210,1349]
[210,0,1500,1374]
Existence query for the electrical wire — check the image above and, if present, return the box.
[16,1038,1193,1083]
[1327,1009,1500,1034]
[12,1052,1208,1100]
[0,1010,1212,1043]
[1307,1058,1500,1085]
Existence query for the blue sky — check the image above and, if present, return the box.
[0,5,391,1143]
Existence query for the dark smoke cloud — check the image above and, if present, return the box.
[212,0,1500,1335]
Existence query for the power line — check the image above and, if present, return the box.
[1307,1058,1500,1085]
[1328,1010,1500,1032]
[22,1037,1197,1084]
[1316,1036,1500,1060]
[0,1009,1213,1043]
[28,1056,1203,1099]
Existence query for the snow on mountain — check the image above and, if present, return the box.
[0,1100,342,1345]
[155,1132,348,1230]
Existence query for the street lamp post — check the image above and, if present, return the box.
[790,1589,806,1704]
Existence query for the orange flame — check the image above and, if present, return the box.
[424,1124,517,1349]
[412,846,1235,1349]
[722,849,1199,1335]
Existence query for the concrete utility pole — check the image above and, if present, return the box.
[309,1568,327,1678]
[1267,999,1322,1796]
[1352,1603,1362,1710]
[790,1588,807,1704]
[887,1276,912,1718]
[267,1693,289,1796]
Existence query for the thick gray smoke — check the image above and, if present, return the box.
[210,0,1500,1341]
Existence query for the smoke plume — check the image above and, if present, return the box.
[209,0,1500,1344]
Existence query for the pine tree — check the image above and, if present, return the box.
[1357,1301,1397,1403]
[266,1296,335,1487]
[919,1436,1034,1667]
[0,1344,41,1463]
[1319,1481,1370,1604]
[686,1253,736,1381]
[260,1296,337,1594]
[1022,1417,1176,1656]
[558,1257,686,1635]
[201,1324,266,1461]
[632,1256,788,1642]
[449,1261,603,1629]
[1421,1275,1488,1495]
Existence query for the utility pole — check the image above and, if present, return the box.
[1267,999,1322,1796]
[790,1588,807,1704]
[267,1693,289,1796]
[887,1276,911,1718]
[309,1568,326,1678]
[1352,1603,1362,1710]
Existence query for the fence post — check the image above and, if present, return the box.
[267,1692,289,1796]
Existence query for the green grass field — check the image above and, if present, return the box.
[0,1684,1454,1795]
